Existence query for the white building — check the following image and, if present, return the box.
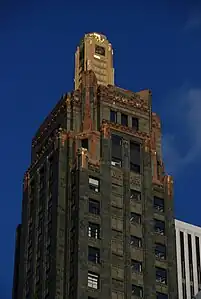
[175,220,201,299]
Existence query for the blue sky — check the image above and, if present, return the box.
[1,1,201,298]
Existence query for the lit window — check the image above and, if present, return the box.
[88,222,100,239]
[89,177,99,192]
[88,272,99,289]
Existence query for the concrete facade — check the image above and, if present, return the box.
[12,34,178,299]
[175,219,201,299]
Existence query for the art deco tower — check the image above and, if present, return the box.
[74,32,114,89]
[12,33,178,299]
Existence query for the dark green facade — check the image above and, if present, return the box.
[12,70,178,299]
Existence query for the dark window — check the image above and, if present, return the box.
[196,236,201,284]
[131,260,142,273]
[130,142,141,173]
[155,243,166,260]
[110,110,117,123]
[154,219,165,235]
[154,196,164,212]
[88,222,100,239]
[130,212,141,225]
[130,236,142,248]
[111,134,122,167]
[95,45,105,56]
[190,284,194,297]
[89,199,100,215]
[88,246,100,264]
[130,189,141,201]
[182,282,187,299]
[81,139,88,150]
[156,267,167,284]
[88,272,99,289]
[48,156,53,182]
[89,176,99,192]
[156,292,168,299]
[132,117,139,131]
[132,285,143,298]
[121,113,128,126]
[39,167,45,190]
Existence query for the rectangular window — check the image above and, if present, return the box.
[130,236,142,248]
[132,117,139,131]
[39,167,45,190]
[89,177,100,192]
[154,196,164,212]
[155,243,166,260]
[156,267,167,284]
[111,134,122,167]
[121,113,128,126]
[110,110,117,123]
[130,212,141,225]
[154,219,165,235]
[89,199,100,215]
[132,285,143,298]
[131,260,142,273]
[130,142,141,173]
[196,236,201,284]
[81,138,88,150]
[130,189,141,202]
[88,246,100,264]
[156,292,168,299]
[88,222,100,239]
[88,272,99,289]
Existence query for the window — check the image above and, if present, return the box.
[156,267,167,284]
[88,272,99,289]
[88,222,100,239]
[130,236,142,248]
[130,189,141,201]
[121,113,128,126]
[110,110,117,123]
[81,138,88,150]
[154,219,165,235]
[131,260,142,273]
[88,246,100,264]
[95,45,105,56]
[155,243,166,260]
[39,167,45,190]
[132,285,143,298]
[89,177,99,192]
[156,292,168,299]
[130,212,141,225]
[132,117,139,131]
[154,196,164,212]
[89,199,100,215]
[111,134,122,167]
[130,142,141,173]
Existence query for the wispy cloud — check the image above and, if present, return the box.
[184,11,201,31]
[162,87,201,175]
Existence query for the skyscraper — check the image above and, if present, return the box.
[74,32,114,89]
[175,220,201,299]
[12,33,178,299]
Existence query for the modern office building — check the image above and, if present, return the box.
[175,219,201,299]
[74,32,114,89]
[12,33,178,299]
